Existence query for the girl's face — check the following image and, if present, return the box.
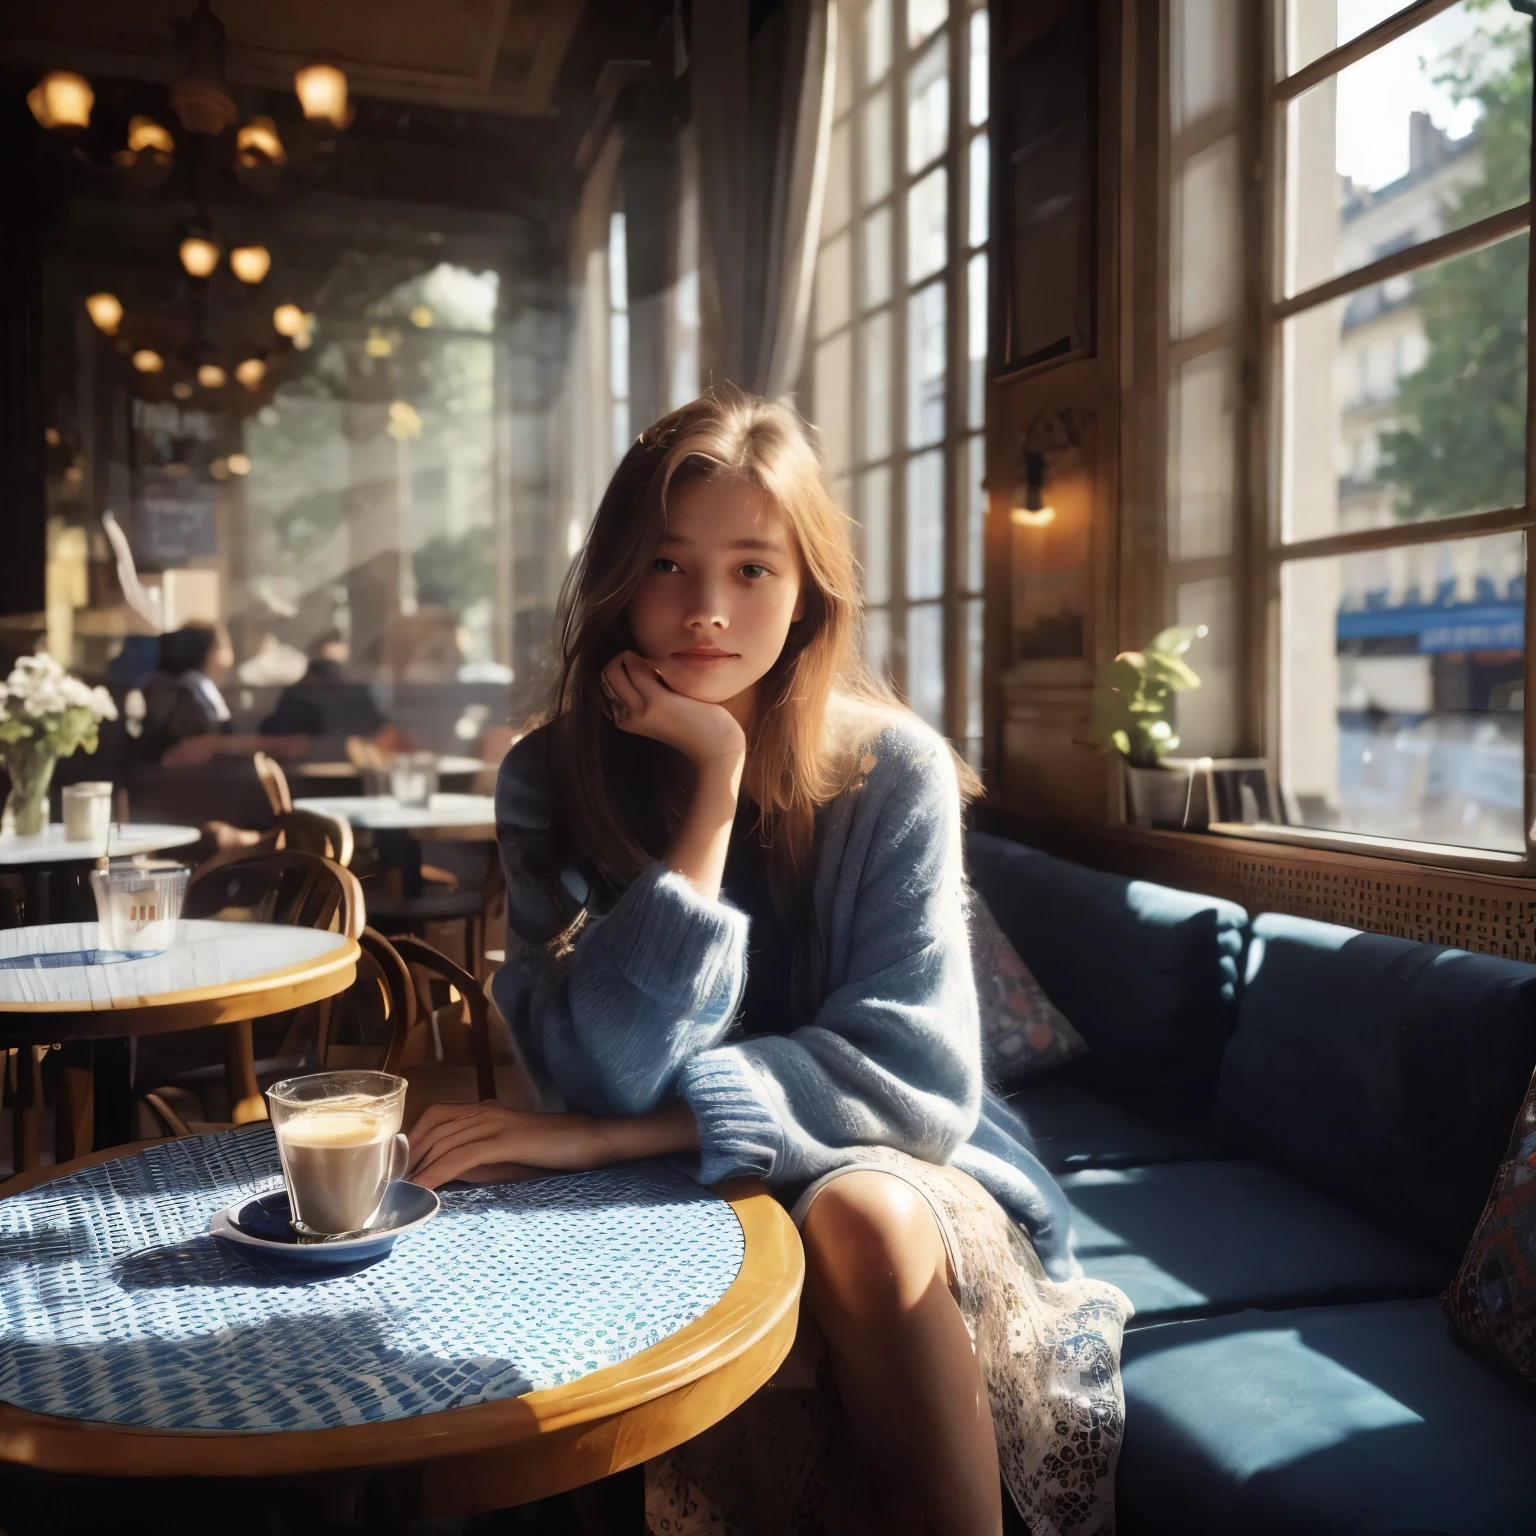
[625,476,806,712]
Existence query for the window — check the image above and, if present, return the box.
[608,209,631,466]
[810,0,990,766]
[1167,0,1531,858]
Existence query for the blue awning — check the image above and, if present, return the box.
[1337,602,1523,654]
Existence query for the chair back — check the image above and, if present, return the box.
[321,927,416,1071]
[276,807,354,866]
[385,935,496,1103]
[253,751,293,814]
[187,848,364,940]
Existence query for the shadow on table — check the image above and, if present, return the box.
[114,1234,386,1288]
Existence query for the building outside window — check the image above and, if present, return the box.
[810,0,990,767]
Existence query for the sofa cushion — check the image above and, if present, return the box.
[1063,1162,1450,1326]
[1007,1080,1220,1173]
[1115,1300,1536,1536]
[1219,912,1536,1259]
[965,832,1247,1120]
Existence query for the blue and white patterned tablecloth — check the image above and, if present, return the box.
[0,1127,744,1433]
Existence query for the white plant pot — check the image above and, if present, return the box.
[1124,761,1208,830]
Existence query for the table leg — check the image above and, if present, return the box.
[91,1038,133,1151]
[225,1022,268,1124]
[9,1046,44,1174]
[54,1044,94,1163]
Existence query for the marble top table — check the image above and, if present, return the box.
[296,755,485,783]
[0,823,200,869]
[295,793,496,840]
[0,920,358,1046]
[0,1133,802,1514]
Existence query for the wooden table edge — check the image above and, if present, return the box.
[0,938,360,1042]
[0,1169,804,1486]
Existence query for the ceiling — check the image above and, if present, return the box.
[0,0,587,116]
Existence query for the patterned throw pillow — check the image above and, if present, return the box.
[967,888,1089,1088]
[1443,1066,1536,1384]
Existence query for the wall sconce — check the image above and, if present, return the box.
[179,222,221,278]
[229,245,272,284]
[234,357,267,389]
[27,72,93,133]
[294,61,352,130]
[84,293,123,335]
[197,364,227,389]
[132,350,165,374]
[272,303,306,337]
[236,116,286,168]
[1009,409,1082,529]
[126,116,175,155]
[1011,452,1057,528]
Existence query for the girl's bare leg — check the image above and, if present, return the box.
[799,1171,1003,1536]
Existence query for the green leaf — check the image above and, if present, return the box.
[1142,653,1202,692]
[1147,625,1204,658]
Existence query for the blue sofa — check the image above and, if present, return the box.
[967,830,1536,1536]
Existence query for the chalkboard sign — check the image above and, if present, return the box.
[135,467,218,566]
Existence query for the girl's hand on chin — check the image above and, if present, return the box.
[601,650,746,768]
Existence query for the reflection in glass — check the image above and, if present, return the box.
[1285,2,1528,297]
[907,603,945,729]
[965,597,984,757]
[967,252,987,432]
[966,433,986,592]
[815,332,853,477]
[969,9,989,126]
[1281,531,1525,852]
[861,464,892,603]
[866,0,892,84]
[1170,0,1237,130]
[863,88,893,206]
[907,282,946,448]
[1174,576,1237,757]
[825,120,852,233]
[907,166,948,284]
[1168,345,1236,561]
[866,605,892,680]
[859,310,892,462]
[909,0,948,49]
[908,34,950,174]
[968,132,989,249]
[1170,135,1240,339]
[863,204,892,310]
[907,449,945,601]
[816,231,852,338]
[1282,232,1528,540]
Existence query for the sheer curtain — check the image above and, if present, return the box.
[693,0,838,400]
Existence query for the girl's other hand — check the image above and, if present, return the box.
[601,650,746,769]
[407,1103,612,1189]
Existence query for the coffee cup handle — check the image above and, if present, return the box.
[388,1132,411,1186]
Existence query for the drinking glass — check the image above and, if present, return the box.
[62,782,113,842]
[89,858,188,955]
[388,752,439,808]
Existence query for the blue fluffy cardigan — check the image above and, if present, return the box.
[492,713,1079,1279]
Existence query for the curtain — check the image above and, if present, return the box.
[693,0,837,401]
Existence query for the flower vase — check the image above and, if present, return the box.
[2,744,57,837]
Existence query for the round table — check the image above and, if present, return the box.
[294,794,496,840]
[292,756,486,796]
[0,921,359,1173]
[0,823,201,869]
[0,1133,802,1522]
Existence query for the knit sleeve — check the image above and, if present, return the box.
[674,727,982,1185]
[491,730,748,1116]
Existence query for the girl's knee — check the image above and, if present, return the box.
[801,1171,947,1321]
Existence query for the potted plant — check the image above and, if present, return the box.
[0,653,118,837]
[1091,625,1206,829]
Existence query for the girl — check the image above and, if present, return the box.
[409,392,1127,1535]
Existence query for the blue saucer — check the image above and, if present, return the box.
[210,1181,439,1268]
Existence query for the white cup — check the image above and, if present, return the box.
[62,782,113,842]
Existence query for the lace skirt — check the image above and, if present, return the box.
[645,1146,1132,1536]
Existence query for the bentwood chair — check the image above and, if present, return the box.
[253,750,293,815]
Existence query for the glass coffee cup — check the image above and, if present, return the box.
[266,1071,410,1238]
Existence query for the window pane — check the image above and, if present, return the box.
[907,33,950,174]
[968,132,989,249]
[1170,134,1240,339]
[1284,2,1529,298]
[906,603,946,729]
[863,204,893,310]
[969,9,989,127]
[609,311,629,400]
[967,252,987,431]
[1170,0,1237,131]
[1173,576,1238,757]
[612,400,631,465]
[859,309,892,462]
[1281,231,1528,541]
[909,0,948,49]
[866,605,892,679]
[907,165,949,284]
[608,212,628,312]
[1168,345,1237,561]
[1285,0,1479,78]
[861,464,892,603]
[966,432,986,592]
[865,0,892,83]
[816,230,853,339]
[863,88,893,206]
[1281,531,1525,852]
[907,282,947,448]
[965,596,984,748]
[825,119,852,234]
[815,332,853,477]
[834,0,857,113]
[907,448,946,600]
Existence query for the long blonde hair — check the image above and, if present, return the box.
[542,389,904,906]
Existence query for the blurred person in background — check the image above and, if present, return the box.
[260,630,388,744]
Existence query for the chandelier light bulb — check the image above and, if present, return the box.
[235,357,267,389]
[131,350,165,374]
[229,245,272,284]
[294,62,350,129]
[272,303,305,337]
[126,115,175,154]
[84,293,123,335]
[226,452,252,476]
[409,305,434,328]
[179,234,221,279]
[171,381,194,400]
[235,116,286,166]
[197,364,227,389]
[27,72,93,132]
